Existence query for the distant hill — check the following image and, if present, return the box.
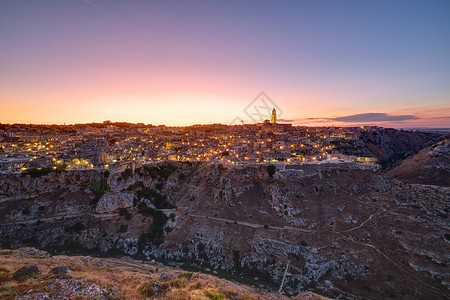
[332,128,445,169]
[387,139,450,187]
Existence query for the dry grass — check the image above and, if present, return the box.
[0,266,12,283]
[0,248,324,299]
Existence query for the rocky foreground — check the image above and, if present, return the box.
[0,247,329,299]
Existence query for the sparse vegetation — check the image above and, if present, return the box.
[120,168,133,180]
[204,289,225,300]
[119,224,128,233]
[160,167,174,180]
[24,165,68,177]
[138,208,167,248]
[64,221,85,233]
[136,165,175,182]
[444,233,450,241]
[118,208,132,220]
[0,267,11,283]
[197,242,205,252]
[89,178,110,206]
[177,272,193,279]
[138,280,170,297]
[178,173,187,181]
[136,188,174,209]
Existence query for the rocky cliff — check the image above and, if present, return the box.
[0,162,449,299]
[334,128,445,168]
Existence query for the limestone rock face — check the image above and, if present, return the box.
[95,192,134,214]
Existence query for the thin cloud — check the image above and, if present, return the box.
[291,113,422,125]
[328,113,420,122]
[277,118,294,123]
[84,0,100,9]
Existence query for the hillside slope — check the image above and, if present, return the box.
[387,139,449,187]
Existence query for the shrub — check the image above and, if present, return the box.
[136,188,174,209]
[362,284,372,292]
[233,249,241,269]
[204,290,225,300]
[89,178,110,206]
[138,280,170,297]
[160,167,173,180]
[170,277,186,289]
[177,272,193,279]
[189,277,207,290]
[119,224,128,233]
[142,166,159,179]
[138,208,168,248]
[263,224,269,229]
[344,273,354,282]
[178,173,187,181]
[64,221,85,233]
[197,242,205,252]
[267,165,276,177]
[301,240,308,246]
[118,208,132,220]
[24,165,67,177]
[121,168,133,180]
[170,273,193,289]
[155,182,164,190]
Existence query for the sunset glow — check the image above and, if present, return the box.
[1,0,449,127]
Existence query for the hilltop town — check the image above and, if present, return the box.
[1,115,444,175]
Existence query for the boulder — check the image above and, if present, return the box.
[13,265,41,282]
[49,266,71,276]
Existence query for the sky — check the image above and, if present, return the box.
[0,0,449,128]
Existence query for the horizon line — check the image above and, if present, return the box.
[0,121,448,130]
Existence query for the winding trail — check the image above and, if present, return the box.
[339,233,449,298]
[187,213,316,233]
[0,212,117,226]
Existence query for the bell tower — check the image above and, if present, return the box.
[271,108,277,124]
